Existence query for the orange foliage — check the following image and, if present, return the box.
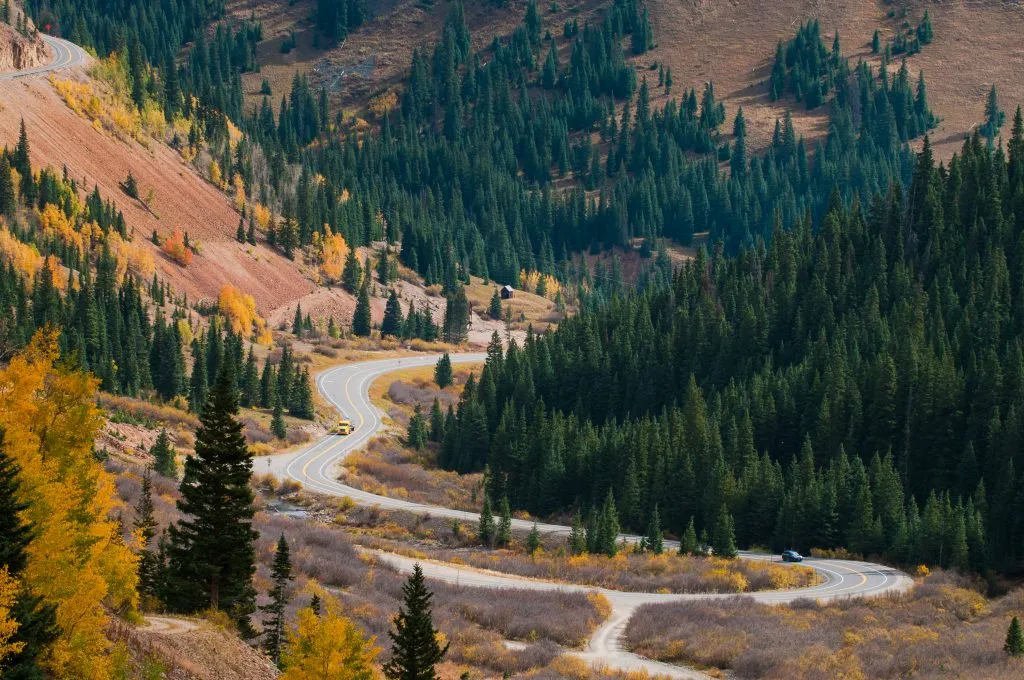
[0,227,44,279]
[161,228,193,266]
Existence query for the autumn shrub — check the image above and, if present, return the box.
[160,228,193,266]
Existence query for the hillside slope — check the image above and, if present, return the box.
[0,70,314,314]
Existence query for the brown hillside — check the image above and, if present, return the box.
[0,23,50,72]
[234,0,1024,162]
[0,74,314,314]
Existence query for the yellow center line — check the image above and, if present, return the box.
[301,367,357,481]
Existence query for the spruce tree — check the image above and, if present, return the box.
[569,509,587,554]
[289,368,314,419]
[0,156,15,216]
[271,396,288,439]
[382,290,403,337]
[261,534,293,667]
[1006,616,1024,657]
[241,346,259,408]
[259,357,276,409]
[292,303,304,336]
[679,516,698,556]
[429,399,445,442]
[189,337,208,413]
[382,565,449,680]
[712,504,738,559]
[984,85,1006,141]
[162,363,258,635]
[644,504,663,555]
[496,495,512,547]
[407,403,427,450]
[377,251,391,285]
[478,492,495,547]
[488,289,502,320]
[134,468,159,601]
[526,522,541,555]
[309,593,321,616]
[353,279,372,337]
[151,429,178,478]
[236,216,246,243]
[597,490,620,557]
[442,286,469,344]
[0,431,59,678]
[434,353,453,388]
[342,248,362,292]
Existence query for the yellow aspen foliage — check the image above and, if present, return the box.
[0,567,24,665]
[36,204,85,253]
[0,228,44,279]
[219,284,269,341]
[252,203,271,229]
[0,330,139,679]
[368,91,398,119]
[233,173,246,211]
[281,596,379,680]
[320,226,349,284]
[209,159,223,188]
[177,318,194,347]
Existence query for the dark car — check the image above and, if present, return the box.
[781,550,803,562]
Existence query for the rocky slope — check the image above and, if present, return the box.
[0,23,49,72]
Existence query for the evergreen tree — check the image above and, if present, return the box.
[713,505,738,559]
[644,504,663,555]
[983,85,1006,140]
[241,346,259,408]
[271,396,288,440]
[0,431,59,678]
[526,522,541,555]
[162,363,258,635]
[289,368,315,420]
[189,337,208,413]
[679,516,698,556]
[429,399,445,442]
[377,251,391,285]
[352,279,372,337]
[309,593,321,617]
[569,509,587,554]
[488,289,503,320]
[1006,616,1024,657]
[150,429,178,478]
[259,357,276,409]
[236,216,246,243]
[134,468,159,601]
[478,492,495,547]
[597,490,620,557]
[292,304,304,336]
[382,290,403,337]
[872,29,880,54]
[0,156,15,216]
[407,403,427,450]
[382,565,449,680]
[442,286,469,344]
[434,353,453,388]
[342,248,362,292]
[261,534,293,667]
[496,495,512,547]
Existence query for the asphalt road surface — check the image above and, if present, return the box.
[257,354,913,678]
[0,33,89,80]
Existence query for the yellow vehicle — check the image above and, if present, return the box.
[331,419,353,436]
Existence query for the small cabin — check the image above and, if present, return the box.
[500,285,515,300]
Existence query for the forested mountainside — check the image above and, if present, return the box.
[441,122,1024,573]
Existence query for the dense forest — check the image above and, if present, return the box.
[24,1,933,287]
[441,118,1024,573]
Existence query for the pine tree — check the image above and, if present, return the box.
[0,156,15,216]
[383,565,448,680]
[247,217,257,245]
[261,534,293,667]
[151,429,178,478]
[569,509,587,554]
[488,289,502,320]
[134,468,159,601]
[292,304,304,336]
[271,396,288,439]
[259,357,276,409]
[352,279,372,337]
[382,290,403,337]
[236,216,246,243]
[434,353,453,388]
[189,338,208,413]
[679,516,698,556]
[377,251,390,285]
[526,522,541,555]
[289,368,314,419]
[597,490,620,557]
[872,29,880,54]
[644,504,663,555]
[478,492,495,547]
[241,346,259,408]
[0,431,58,677]
[496,495,512,547]
[984,85,1006,140]
[429,399,445,442]
[712,504,738,559]
[407,404,427,450]
[1006,616,1024,656]
[162,362,258,635]
[342,247,362,292]
[309,594,321,616]
[442,286,469,344]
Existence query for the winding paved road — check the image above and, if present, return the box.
[257,354,912,678]
[0,33,89,80]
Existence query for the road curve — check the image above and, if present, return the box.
[0,33,90,80]
[257,354,913,678]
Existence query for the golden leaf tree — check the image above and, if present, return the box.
[281,593,379,680]
[0,329,139,679]
[0,567,24,665]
